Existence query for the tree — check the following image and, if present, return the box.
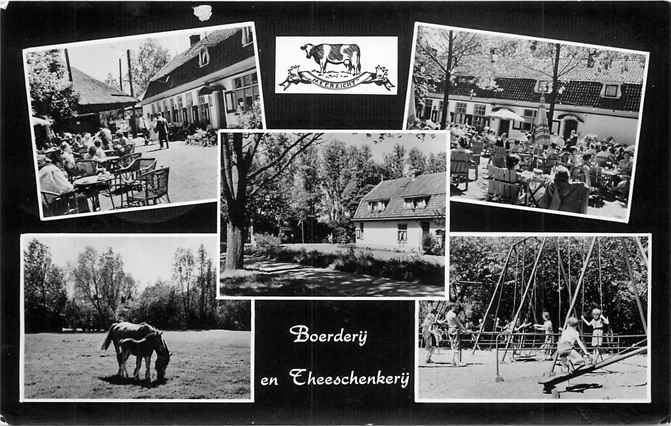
[411,27,485,128]
[25,49,79,127]
[131,39,172,97]
[485,39,646,124]
[71,247,136,327]
[172,247,195,319]
[221,132,324,270]
[427,152,447,173]
[104,72,120,91]
[23,239,67,332]
[406,147,428,175]
[383,143,407,179]
[289,145,323,242]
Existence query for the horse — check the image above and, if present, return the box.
[101,321,171,381]
[118,332,165,382]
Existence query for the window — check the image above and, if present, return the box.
[241,26,253,46]
[404,196,430,209]
[513,108,537,131]
[473,104,486,116]
[603,84,619,98]
[198,47,210,67]
[226,72,260,114]
[198,95,210,124]
[356,222,364,240]
[397,224,408,242]
[455,102,467,114]
[367,200,388,213]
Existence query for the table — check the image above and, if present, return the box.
[73,174,112,211]
[97,156,121,171]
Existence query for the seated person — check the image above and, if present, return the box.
[38,155,75,202]
[617,151,633,176]
[540,166,589,213]
[84,145,99,161]
[505,154,521,171]
[60,142,77,175]
[93,140,107,160]
[595,145,611,167]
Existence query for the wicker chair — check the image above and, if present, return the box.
[126,167,171,206]
[100,157,157,209]
[119,152,142,168]
[75,160,98,177]
[41,190,89,216]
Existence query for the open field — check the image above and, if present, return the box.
[417,349,648,401]
[23,330,251,400]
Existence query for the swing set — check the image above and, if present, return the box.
[468,235,648,395]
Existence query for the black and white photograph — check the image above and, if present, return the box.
[416,234,650,402]
[20,234,253,402]
[404,23,649,223]
[24,22,265,220]
[219,130,447,298]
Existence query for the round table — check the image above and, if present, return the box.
[73,174,112,211]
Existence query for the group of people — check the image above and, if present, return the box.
[452,123,635,210]
[421,304,611,374]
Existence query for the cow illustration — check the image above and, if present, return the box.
[300,43,361,75]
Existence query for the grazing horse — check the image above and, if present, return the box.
[101,321,171,381]
[118,332,164,382]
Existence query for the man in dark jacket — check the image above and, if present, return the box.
[155,114,169,149]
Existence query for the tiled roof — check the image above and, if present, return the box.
[353,172,446,220]
[70,67,138,111]
[142,27,255,100]
[430,76,642,112]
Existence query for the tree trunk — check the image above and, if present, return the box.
[439,31,454,130]
[225,217,245,270]
[547,43,561,130]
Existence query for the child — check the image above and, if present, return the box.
[556,317,591,373]
[582,308,609,360]
[533,311,554,359]
[421,309,443,364]
[445,303,467,367]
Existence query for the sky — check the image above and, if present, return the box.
[23,235,217,293]
[320,132,448,162]
[66,32,190,84]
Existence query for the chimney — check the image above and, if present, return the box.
[189,34,201,47]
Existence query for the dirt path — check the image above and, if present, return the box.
[221,257,445,297]
[416,349,648,401]
[24,330,251,400]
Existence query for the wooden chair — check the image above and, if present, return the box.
[451,150,471,190]
[487,165,522,204]
[490,145,507,168]
[126,167,171,206]
[469,140,484,179]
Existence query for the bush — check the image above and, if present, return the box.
[253,233,282,256]
[423,235,446,256]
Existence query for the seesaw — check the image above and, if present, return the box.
[539,346,646,396]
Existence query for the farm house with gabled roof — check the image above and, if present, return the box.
[417,68,645,144]
[352,172,446,252]
[140,25,260,130]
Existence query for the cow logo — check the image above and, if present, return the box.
[275,37,397,94]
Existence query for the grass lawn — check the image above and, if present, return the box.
[23,330,251,400]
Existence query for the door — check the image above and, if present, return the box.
[420,221,430,250]
[498,119,510,136]
[562,119,578,140]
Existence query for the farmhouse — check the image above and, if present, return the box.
[419,74,643,144]
[352,172,446,252]
[141,26,260,129]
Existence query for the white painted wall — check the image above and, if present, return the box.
[354,220,444,252]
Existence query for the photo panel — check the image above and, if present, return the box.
[416,233,650,403]
[20,233,254,402]
[218,129,449,299]
[24,22,266,221]
[404,23,649,223]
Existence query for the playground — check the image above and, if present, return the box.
[419,235,650,401]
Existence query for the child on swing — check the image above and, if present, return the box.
[582,308,609,360]
[533,311,554,359]
[556,316,591,373]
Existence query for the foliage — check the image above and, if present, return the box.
[252,233,282,255]
[26,49,79,128]
[450,236,648,335]
[132,39,172,98]
[23,239,68,332]
[383,143,407,179]
[24,241,248,332]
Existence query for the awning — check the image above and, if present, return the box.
[31,116,52,126]
[198,84,225,95]
[490,108,525,122]
[557,113,585,123]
